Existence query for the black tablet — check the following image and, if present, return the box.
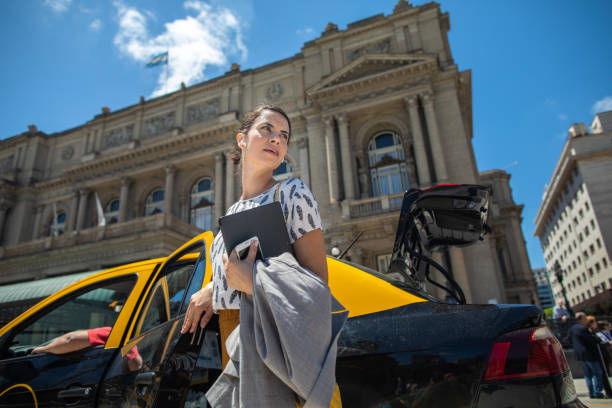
[219,202,292,260]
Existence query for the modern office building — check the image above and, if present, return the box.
[534,111,612,307]
[0,1,536,306]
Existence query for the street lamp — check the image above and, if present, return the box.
[553,260,573,316]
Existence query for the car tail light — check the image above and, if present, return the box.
[483,326,570,381]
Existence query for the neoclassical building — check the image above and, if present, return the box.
[0,1,536,305]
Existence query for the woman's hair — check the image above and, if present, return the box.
[230,104,291,165]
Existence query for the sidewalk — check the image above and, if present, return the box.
[574,378,612,407]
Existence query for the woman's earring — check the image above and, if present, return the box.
[239,141,246,148]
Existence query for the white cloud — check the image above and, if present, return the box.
[90,19,103,32]
[113,1,247,97]
[591,96,612,114]
[557,113,567,121]
[43,0,72,13]
[296,27,316,37]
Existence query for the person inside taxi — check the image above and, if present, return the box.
[31,326,143,371]
[181,105,340,406]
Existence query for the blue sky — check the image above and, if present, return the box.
[1,0,611,270]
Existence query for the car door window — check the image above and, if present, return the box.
[7,276,136,356]
[134,246,202,337]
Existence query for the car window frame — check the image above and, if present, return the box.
[0,274,138,360]
[133,259,197,337]
[127,240,206,340]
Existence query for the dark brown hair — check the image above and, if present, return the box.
[230,104,291,165]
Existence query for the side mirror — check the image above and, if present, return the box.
[412,184,490,250]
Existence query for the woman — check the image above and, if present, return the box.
[180,105,338,404]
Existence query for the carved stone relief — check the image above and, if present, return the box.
[265,82,283,101]
[144,111,175,138]
[185,98,220,126]
[103,125,134,149]
[61,145,74,161]
[346,38,391,62]
[0,155,14,174]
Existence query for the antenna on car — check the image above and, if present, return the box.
[336,232,364,260]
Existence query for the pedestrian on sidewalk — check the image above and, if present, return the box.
[570,313,606,399]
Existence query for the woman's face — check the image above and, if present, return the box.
[238,110,289,172]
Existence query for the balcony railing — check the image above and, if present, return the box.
[0,213,202,260]
[342,192,404,219]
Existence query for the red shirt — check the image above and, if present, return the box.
[87,326,140,359]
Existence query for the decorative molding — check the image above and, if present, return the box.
[61,146,75,161]
[346,38,391,62]
[103,125,134,150]
[265,83,284,101]
[143,111,175,139]
[185,98,220,126]
[0,155,14,174]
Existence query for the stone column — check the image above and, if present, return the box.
[306,116,330,216]
[449,247,472,303]
[0,199,11,242]
[297,138,310,187]
[351,247,364,265]
[214,153,224,228]
[119,177,131,223]
[76,189,89,232]
[164,165,176,217]
[225,152,236,208]
[69,190,79,231]
[31,205,43,240]
[404,95,431,186]
[421,91,448,182]
[323,115,340,205]
[337,113,356,200]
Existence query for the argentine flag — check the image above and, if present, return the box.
[146,52,169,68]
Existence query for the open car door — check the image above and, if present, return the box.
[98,231,221,408]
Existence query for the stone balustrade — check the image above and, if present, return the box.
[341,192,404,219]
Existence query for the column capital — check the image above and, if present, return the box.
[336,112,348,125]
[120,176,132,187]
[403,94,419,109]
[165,164,176,175]
[295,137,308,149]
[215,152,225,162]
[421,90,434,104]
[78,188,89,197]
[322,115,334,127]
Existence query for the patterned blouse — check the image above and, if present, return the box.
[210,177,322,311]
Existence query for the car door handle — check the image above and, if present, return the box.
[58,387,92,399]
[135,371,156,385]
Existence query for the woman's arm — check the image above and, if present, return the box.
[293,228,328,283]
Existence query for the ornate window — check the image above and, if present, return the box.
[190,178,213,230]
[105,199,120,224]
[368,132,409,196]
[273,161,293,181]
[50,211,66,236]
[145,189,165,216]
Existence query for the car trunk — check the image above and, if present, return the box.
[336,301,543,407]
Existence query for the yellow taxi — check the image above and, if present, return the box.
[0,231,422,408]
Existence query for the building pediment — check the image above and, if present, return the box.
[307,53,438,100]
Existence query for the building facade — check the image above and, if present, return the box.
[0,1,536,305]
[534,111,612,307]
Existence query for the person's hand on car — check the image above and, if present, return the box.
[181,281,214,334]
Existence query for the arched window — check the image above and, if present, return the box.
[190,178,213,230]
[50,211,66,236]
[273,161,293,181]
[368,132,409,196]
[145,189,164,216]
[105,199,120,224]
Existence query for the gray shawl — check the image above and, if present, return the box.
[206,252,348,407]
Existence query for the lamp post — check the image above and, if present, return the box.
[553,260,573,316]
